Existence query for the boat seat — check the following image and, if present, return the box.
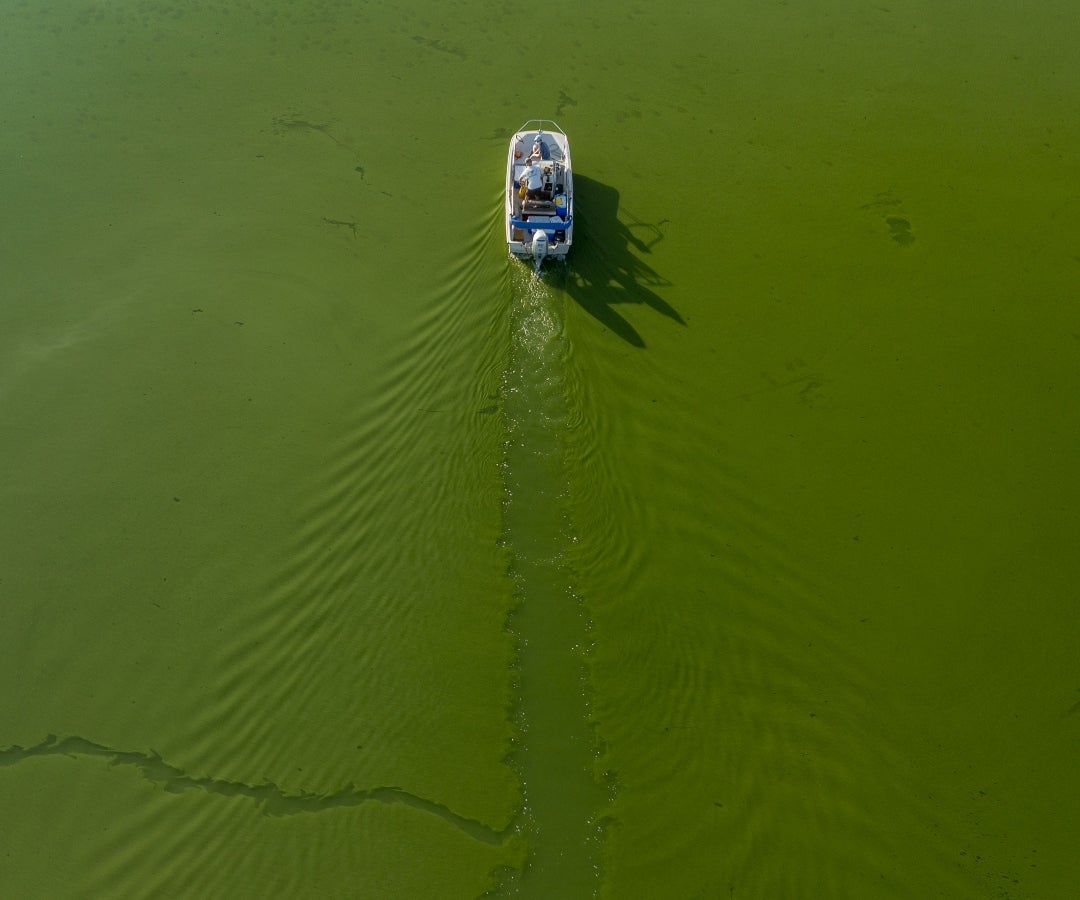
[523,199,558,215]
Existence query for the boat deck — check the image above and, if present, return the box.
[506,120,573,260]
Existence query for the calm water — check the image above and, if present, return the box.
[2,1,1077,897]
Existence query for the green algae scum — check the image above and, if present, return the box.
[2,1,1078,897]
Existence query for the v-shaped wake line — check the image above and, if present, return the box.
[0,734,505,844]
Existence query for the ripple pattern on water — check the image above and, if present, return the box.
[559,328,978,898]
[28,209,527,900]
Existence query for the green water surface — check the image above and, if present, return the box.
[2,1,1077,897]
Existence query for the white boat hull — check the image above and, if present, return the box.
[505,120,573,263]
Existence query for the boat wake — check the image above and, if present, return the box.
[492,262,605,897]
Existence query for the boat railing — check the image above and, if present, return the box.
[516,118,566,136]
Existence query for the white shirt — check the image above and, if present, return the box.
[522,163,543,191]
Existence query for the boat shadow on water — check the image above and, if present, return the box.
[563,174,683,348]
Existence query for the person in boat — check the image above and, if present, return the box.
[529,137,550,161]
[520,158,545,200]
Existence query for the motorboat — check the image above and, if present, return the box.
[505,119,573,266]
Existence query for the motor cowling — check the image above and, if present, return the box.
[530,230,549,262]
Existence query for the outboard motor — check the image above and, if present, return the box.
[530,229,549,267]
